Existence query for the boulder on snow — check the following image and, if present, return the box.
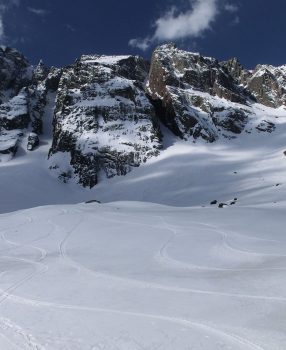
[256,120,276,133]
[218,203,228,208]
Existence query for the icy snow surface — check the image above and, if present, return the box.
[0,97,286,348]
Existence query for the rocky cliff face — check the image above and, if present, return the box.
[0,46,31,103]
[0,47,61,161]
[147,44,255,142]
[147,44,286,144]
[48,55,161,187]
[0,44,285,186]
[28,62,62,135]
[221,57,286,108]
[247,65,286,108]
[147,44,284,142]
[0,47,30,160]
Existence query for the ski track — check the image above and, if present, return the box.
[0,317,45,350]
[156,217,286,272]
[48,210,286,304]
[0,294,266,350]
[0,210,70,306]
[6,209,283,303]
[0,206,284,349]
[57,208,84,273]
[89,211,286,271]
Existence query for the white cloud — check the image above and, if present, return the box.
[225,3,239,13]
[129,37,152,51]
[129,0,219,51]
[154,0,218,41]
[27,7,48,16]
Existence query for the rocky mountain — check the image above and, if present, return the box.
[48,55,161,187]
[0,44,285,187]
[0,47,61,161]
[221,57,286,108]
[148,44,284,141]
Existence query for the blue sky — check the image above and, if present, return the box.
[1,0,285,68]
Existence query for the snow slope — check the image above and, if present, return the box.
[0,93,91,214]
[94,102,286,207]
[0,202,285,349]
[0,85,286,349]
[1,101,286,213]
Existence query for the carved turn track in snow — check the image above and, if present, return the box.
[0,203,285,349]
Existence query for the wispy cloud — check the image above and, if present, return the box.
[66,24,76,32]
[0,16,4,41]
[27,7,48,16]
[231,15,240,26]
[0,0,20,42]
[224,3,239,13]
[129,37,150,51]
[225,3,240,26]
[0,3,8,42]
[129,0,219,51]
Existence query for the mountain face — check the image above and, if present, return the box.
[148,44,284,141]
[48,55,161,187]
[0,44,285,186]
[148,44,252,141]
[0,46,61,161]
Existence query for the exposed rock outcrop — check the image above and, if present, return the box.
[221,58,286,108]
[148,44,250,141]
[220,57,251,85]
[0,46,31,103]
[247,65,286,107]
[0,48,62,161]
[48,55,162,187]
[28,62,62,134]
[0,89,30,130]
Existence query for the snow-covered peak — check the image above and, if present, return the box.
[152,44,218,76]
[0,44,286,190]
[247,63,286,107]
[80,54,132,66]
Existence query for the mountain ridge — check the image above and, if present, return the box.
[0,43,285,188]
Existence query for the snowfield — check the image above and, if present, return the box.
[0,202,285,349]
[0,99,286,349]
